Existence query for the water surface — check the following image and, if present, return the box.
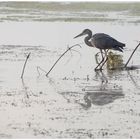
[0,2,140,139]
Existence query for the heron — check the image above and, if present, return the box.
[74,29,125,70]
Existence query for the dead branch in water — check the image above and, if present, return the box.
[21,53,31,79]
[21,78,29,99]
[46,44,82,77]
[124,42,140,68]
[64,46,82,65]
[36,66,47,76]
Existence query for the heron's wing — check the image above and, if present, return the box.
[91,33,125,51]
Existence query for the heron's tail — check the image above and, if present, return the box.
[117,42,125,49]
[114,47,123,52]
[114,42,125,52]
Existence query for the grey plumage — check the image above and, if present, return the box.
[74,29,125,70]
[91,33,125,52]
[74,29,125,52]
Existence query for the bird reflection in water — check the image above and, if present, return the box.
[79,90,124,109]
[78,71,124,109]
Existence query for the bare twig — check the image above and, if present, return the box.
[36,66,47,76]
[21,53,31,79]
[95,52,101,64]
[21,78,29,99]
[46,44,81,77]
[124,42,140,68]
[64,48,82,65]
[134,40,140,43]
[71,48,82,57]
[64,46,73,65]
[127,71,140,88]
[95,50,109,65]
[71,48,82,64]
[37,66,41,76]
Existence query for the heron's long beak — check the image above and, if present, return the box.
[74,32,84,39]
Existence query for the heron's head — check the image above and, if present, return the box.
[74,29,92,39]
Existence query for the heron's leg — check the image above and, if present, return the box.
[95,49,105,71]
[99,49,108,69]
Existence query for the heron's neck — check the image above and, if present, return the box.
[84,33,92,47]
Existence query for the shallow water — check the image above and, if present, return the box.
[0,2,140,23]
[0,22,139,138]
[0,2,140,139]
